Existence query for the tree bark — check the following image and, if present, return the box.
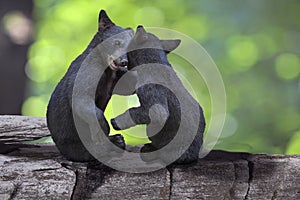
[0,115,299,200]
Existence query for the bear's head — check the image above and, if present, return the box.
[127,25,181,70]
[92,10,134,71]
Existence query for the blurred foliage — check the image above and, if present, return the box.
[23,0,300,154]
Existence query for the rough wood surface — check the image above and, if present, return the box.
[0,115,49,142]
[0,115,299,200]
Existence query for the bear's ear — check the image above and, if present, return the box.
[136,25,146,34]
[98,10,115,32]
[135,25,148,42]
[160,39,181,53]
[125,28,134,37]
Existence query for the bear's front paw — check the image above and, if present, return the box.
[111,118,121,130]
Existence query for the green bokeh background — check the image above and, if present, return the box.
[22,0,300,154]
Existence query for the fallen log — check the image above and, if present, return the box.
[0,115,299,199]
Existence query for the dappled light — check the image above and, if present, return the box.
[227,36,259,71]
[22,96,47,117]
[275,53,300,80]
[21,0,300,155]
[2,11,33,45]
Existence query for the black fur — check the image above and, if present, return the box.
[111,26,205,165]
[47,10,133,162]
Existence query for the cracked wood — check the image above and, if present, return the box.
[0,116,300,200]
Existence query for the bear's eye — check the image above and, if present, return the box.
[114,40,121,46]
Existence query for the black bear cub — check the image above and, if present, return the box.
[47,10,133,162]
[111,26,205,165]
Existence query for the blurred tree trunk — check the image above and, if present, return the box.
[0,0,33,114]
